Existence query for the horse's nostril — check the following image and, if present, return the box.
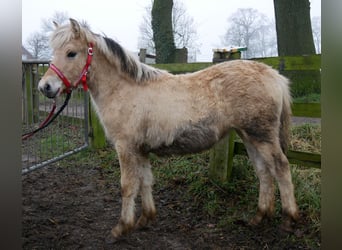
[44,83,51,92]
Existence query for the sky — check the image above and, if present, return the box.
[22,0,321,62]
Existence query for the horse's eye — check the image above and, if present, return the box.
[67,52,77,58]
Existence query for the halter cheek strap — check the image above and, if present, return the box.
[50,42,94,93]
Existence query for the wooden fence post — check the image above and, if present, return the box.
[25,64,39,124]
[209,130,236,183]
[209,48,244,183]
[88,100,107,149]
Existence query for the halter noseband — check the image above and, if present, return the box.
[49,42,94,93]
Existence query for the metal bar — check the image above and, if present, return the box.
[22,144,88,175]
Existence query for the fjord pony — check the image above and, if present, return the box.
[39,19,299,240]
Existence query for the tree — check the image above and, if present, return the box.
[41,11,69,33]
[172,1,200,61]
[25,32,50,59]
[139,0,199,62]
[273,0,316,56]
[222,8,277,58]
[25,11,69,59]
[311,16,321,54]
[138,2,156,55]
[151,0,176,63]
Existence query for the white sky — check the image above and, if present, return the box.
[22,0,321,62]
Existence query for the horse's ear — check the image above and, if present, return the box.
[53,21,59,28]
[70,18,81,38]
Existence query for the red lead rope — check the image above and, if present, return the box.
[22,43,93,140]
[22,101,57,140]
[22,93,71,140]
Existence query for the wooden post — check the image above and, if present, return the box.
[209,48,243,183]
[139,48,147,63]
[209,130,236,183]
[88,101,107,149]
[31,64,39,123]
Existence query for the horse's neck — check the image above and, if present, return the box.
[87,57,129,109]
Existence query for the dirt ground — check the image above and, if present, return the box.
[22,153,319,250]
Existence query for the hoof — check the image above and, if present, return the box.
[279,220,295,233]
[135,210,156,230]
[249,210,266,226]
[135,216,148,229]
[135,213,156,229]
[280,210,300,232]
[280,216,299,233]
[105,233,119,244]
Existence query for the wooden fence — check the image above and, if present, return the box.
[88,55,321,182]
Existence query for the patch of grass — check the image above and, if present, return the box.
[40,134,76,158]
[56,123,320,248]
[290,124,321,153]
[293,93,321,103]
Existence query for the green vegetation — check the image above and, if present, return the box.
[255,54,320,71]
[59,123,320,248]
[291,103,321,118]
[293,93,321,103]
[39,133,76,158]
[290,124,321,153]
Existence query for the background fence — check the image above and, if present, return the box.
[21,61,89,174]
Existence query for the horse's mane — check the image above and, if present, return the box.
[50,21,167,83]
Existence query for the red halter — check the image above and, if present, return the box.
[49,43,94,93]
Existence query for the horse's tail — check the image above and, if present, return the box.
[279,75,292,154]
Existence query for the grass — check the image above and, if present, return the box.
[290,123,321,153]
[58,123,321,248]
[293,93,321,103]
[39,134,77,158]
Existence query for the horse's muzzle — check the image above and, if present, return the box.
[38,81,59,99]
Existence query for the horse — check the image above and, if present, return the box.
[38,19,299,241]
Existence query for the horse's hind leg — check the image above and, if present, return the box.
[269,147,299,231]
[240,131,299,230]
[135,160,156,229]
[240,137,276,224]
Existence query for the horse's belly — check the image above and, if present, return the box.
[140,119,221,156]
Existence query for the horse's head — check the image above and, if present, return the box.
[38,19,93,98]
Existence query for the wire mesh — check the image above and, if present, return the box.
[21,61,89,174]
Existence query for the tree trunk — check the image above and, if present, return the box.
[274,0,316,56]
[152,0,176,63]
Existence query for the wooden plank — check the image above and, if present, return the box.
[153,55,320,75]
[153,62,212,74]
[287,150,321,169]
[254,54,321,71]
[233,142,321,169]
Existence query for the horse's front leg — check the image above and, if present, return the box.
[135,161,156,229]
[108,144,141,240]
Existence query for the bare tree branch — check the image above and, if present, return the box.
[222,8,277,58]
[24,11,70,60]
[311,16,321,54]
[25,32,50,59]
[41,11,69,33]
